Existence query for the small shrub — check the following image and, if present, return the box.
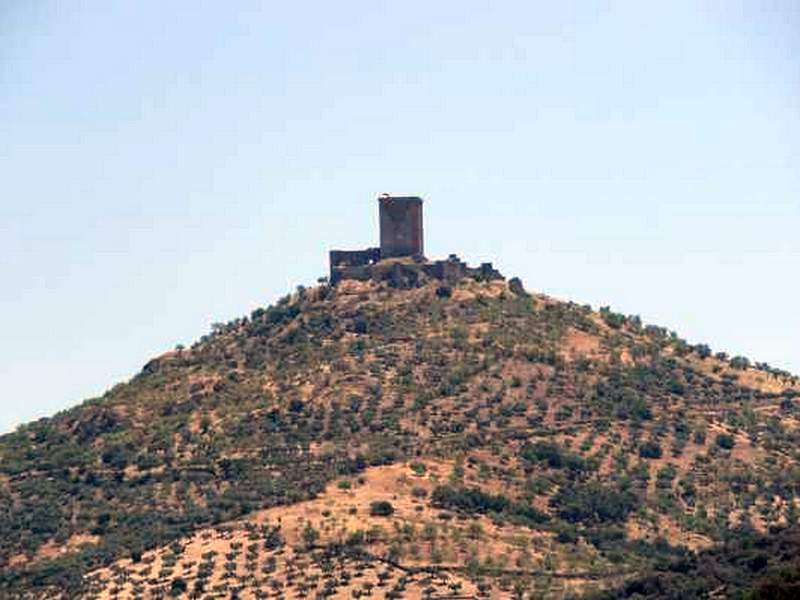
[410,462,427,476]
[639,441,663,459]
[411,487,428,499]
[370,501,395,517]
[715,433,735,450]
[170,578,188,597]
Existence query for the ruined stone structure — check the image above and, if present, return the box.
[379,196,424,258]
[329,194,504,288]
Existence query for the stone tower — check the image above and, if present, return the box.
[378,195,424,259]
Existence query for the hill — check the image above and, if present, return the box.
[1,276,798,599]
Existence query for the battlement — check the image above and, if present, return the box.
[329,195,504,288]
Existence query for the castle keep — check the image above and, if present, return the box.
[379,196,424,258]
[329,194,503,287]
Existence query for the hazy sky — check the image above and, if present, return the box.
[1,2,798,434]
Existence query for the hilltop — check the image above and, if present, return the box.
[1,276,799,599]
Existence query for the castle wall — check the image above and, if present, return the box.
[329,248,380,268]
[329,248,380,283]
[331,254,504,288]
[327,195,503,287]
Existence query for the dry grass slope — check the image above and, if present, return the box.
[1,277,798,599]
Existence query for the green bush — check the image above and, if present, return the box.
[715,433,735,450]
[551,482,638,524]
[431,485,548,526]
[410,462,427,476]
[170,578,187,597]
[639,441,663,459]
[520,441,592,475]
[369,501,395,517]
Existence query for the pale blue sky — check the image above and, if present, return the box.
[1,2,798,433]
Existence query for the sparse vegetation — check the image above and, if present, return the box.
[1,277,798,599]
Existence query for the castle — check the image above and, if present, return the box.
[329,195,504,288]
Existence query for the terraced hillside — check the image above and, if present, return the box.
[1,276,798,598]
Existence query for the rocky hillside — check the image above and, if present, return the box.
[1,276,798,599]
